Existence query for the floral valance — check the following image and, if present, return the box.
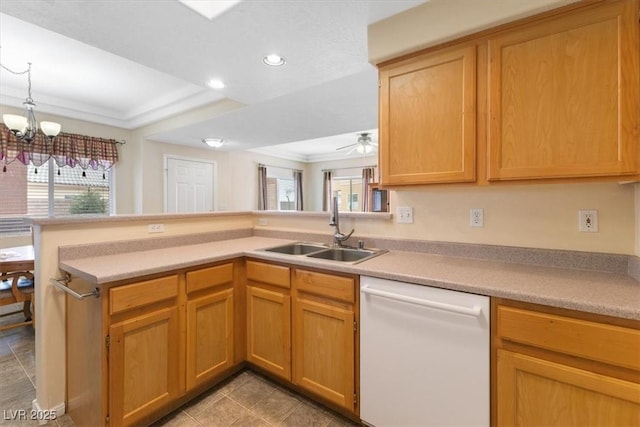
[1,124,120,171]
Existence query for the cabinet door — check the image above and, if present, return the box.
[186,288,234,390]
[109,306,180,427]
[379,44,476,185]
[496,349,640,426]
[246,286,291,380]
[488,0,639,180]
[293,298,355,411]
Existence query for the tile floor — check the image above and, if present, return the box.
[0,305,75,427]
[0,305,359,427]
[152,371,359,427]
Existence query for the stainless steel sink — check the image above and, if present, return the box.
[260,242,387,264]
[262,242,327,255]
[307,247,386,263]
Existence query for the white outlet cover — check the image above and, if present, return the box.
[470,208,484,227]
[148,223,165,233]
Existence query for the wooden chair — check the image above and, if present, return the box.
[0,271,35,332]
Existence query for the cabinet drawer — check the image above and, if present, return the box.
[497,305,640,371]
[186,263,233,294]
[293,269,354,303]
[110,275,179,315]
[247,260,290,289]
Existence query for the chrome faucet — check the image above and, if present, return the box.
[329,196,354,247]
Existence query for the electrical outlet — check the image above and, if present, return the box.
[148,224,165,233]
[578,210,598,232]
[396,207,414,224]
[470,208,484,227]
[258,218,268,226]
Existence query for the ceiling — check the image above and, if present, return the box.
[0,0,572,162]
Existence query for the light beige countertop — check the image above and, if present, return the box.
[59,236,640,320]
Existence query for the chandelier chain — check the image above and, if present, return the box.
[0,61,34,101]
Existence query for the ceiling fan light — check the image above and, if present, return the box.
[41,121,62,137]
[357,144,373,154]
[3,114,28,133]
[357,133,371,144]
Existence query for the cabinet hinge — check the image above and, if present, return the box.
[353,320,357,332]
[105,335,110,352]
[105,414,110,427]
[353,392,358,405]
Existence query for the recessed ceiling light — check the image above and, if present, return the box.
[202,138,224,148]
[207,79,225,89]
[263,54,286,67]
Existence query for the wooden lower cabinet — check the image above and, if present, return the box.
[493,299,640,426]
[246,260,292,380]
[185,263,235,390]
[246,285,291,379]
[245,261,359,415]
[292,269,358,413]
[109,306,181,426]
[68,257,640,427]
[66,261,240,427]
[497,349,640,426]
[293,297,355,410]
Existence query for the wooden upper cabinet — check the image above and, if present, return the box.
[379,44,477,185]
[487,0,640,180]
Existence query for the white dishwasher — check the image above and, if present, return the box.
[360,276,490,427]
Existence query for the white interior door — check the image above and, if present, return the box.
[166,158,214,213]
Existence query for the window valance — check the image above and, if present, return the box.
[0,125,120,171]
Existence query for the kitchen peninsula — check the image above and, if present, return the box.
[28,211,639,426]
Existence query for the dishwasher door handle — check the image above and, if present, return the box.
[361,286,482,317]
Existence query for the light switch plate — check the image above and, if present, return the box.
[396,207,413,224]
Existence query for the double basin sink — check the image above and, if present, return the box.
[261,242,386,264]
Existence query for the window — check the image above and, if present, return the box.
[264,167,298,211]
[0,159,113,235]
[331,176,362,212]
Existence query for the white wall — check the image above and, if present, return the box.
[130,98,244,213]
[228,151,310,211]
[388,182,636,254]
[2,101,637,255]
[256,182,636,255]
[140,139,232,213]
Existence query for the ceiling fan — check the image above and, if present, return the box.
[336,132,378,155]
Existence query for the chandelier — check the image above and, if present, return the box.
[1,62,61,142]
